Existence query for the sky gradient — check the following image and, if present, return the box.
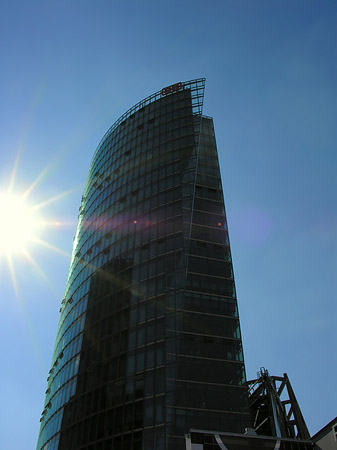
[0,1,336,449]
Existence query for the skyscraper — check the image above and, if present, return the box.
[37,78,250,450]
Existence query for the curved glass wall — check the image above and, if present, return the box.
[37,79,249,450]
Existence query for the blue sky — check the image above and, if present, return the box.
[0,1,336,448]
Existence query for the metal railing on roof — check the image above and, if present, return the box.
[92,77,206,162]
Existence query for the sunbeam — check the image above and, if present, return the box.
[22,163,52,201]
[32,187,78,211]
[7,152,21,194]
[32,236,70,258]
[6,254,19,298]
[23,250,49,283]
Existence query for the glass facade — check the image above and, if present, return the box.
[37,78,250,450]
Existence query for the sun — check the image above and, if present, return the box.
[0,155,76,295]
[0,192,45,257]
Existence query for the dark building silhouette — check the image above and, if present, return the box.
[37,78,250,450]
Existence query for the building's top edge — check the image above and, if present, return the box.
[92,77,206,162]
[311,416,337,440]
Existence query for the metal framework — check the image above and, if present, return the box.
[185,429,316,450]
[246,368,311,440]
[93,78,205,162]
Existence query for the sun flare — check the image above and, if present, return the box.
[0,193,45,256]
[0,154,76,295]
